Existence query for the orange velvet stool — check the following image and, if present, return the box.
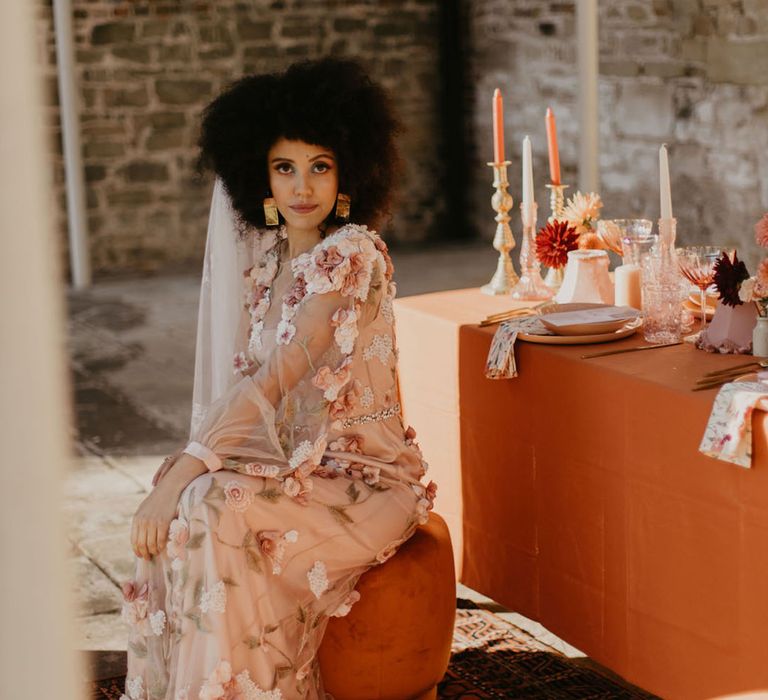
[318,512,455,700]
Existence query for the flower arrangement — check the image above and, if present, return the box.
[535,219,580,269]
[562,191,603,236]
[535,191,607,269]
[737,213,768,315]
[712,250,749,307]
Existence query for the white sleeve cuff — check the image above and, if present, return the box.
[183,441,222,472]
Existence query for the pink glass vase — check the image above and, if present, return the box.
[697,301,757,354]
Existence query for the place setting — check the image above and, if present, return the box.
[477,87,768,451]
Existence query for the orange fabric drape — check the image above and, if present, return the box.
[396,288,768,700]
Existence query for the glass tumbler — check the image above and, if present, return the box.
[641,254,683,344]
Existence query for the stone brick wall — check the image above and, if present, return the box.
[463,0,768,269]
[38,0,445,277]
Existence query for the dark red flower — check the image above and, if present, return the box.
[713,250,749,307]
[535,219,580,269]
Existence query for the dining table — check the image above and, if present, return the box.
[394,287,768,700]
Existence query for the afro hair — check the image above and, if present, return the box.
[198,57,402,231]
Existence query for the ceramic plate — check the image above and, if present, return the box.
[540,304,639,336]
[518,318,642,345]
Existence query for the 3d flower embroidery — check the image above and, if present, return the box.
[328,434,364,454]
[257,529,299,575]
[234,669,283,699]
[375,540,400,564]
[288,436,327,476]
[121,581,150,634]
[308,560,329,599]
[330,380,362,420]
[276,318,296,346]
[167,518,189,569]
[149,609,166,636]
[330,590,361,617]
[312,357,352,401]
[199,659,232,700]
[331,306,359,354]
[241,462,281,478]
[232,352,253,376]
[223,481,254,512]
[200,580,227,614]
[362,466,380,485]
[125,675,144,700]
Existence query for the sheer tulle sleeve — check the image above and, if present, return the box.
[183,227,387,494]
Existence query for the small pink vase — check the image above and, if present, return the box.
[698,302,758,354]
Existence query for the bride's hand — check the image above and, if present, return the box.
[130,480,181,560]
[132,453,208,560]
[151,447,184,487]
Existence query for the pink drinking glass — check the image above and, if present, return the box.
[676,246,723,330]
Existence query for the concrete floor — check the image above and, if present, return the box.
[69,238,646,687]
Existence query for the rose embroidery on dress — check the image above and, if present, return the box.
[257,529,299,575]
[223,481,254,512]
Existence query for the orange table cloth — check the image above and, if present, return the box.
[394,288,768,700]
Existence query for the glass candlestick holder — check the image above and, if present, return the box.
[510,202,553,301]
[545,183,568,222]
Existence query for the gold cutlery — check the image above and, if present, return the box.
[479,301,548,327]
[700,359,768,378]
[694,377,737,391]
[581,342,682,359]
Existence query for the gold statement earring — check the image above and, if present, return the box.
[263,196,279,227]
[335,193,351,222]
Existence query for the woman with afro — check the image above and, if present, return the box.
[121,58,435,699]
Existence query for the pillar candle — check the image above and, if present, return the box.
[522,135,535,226]
[492,88,505,163]
[545,107,561,185]
[614,263,642,309]
[659,144,673,220]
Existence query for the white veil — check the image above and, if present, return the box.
[189,178,246,437]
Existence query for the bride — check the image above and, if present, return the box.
[120,58,436,700]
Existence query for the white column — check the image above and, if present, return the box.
[577,0,600,192]
[0,1,82,698]
[54,0,91,289]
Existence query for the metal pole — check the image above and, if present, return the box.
[577,0,600,193]
[53,0,91,288]
[1,0,82,696]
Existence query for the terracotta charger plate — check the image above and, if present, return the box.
[519,303,642,345]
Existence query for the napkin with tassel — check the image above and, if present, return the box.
[699,381,768,468]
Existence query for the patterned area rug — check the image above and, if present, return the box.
[84,603,658,699]
[438,604,658,699]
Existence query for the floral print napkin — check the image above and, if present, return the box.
[699,381,768,468]
[485,317,554,379]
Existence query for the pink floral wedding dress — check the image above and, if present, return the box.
[121,224,435,700]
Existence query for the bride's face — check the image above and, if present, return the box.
[267,138,339,233]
